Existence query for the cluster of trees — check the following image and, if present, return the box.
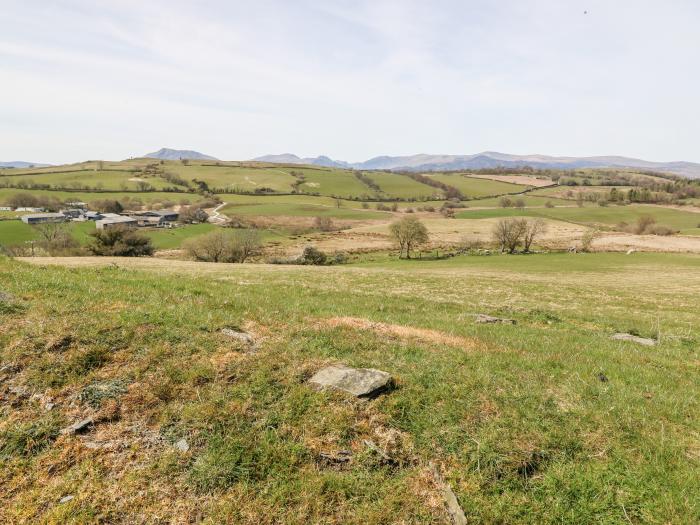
[617,215,676,236]
[499,196,526,209]
[183,229,261,263]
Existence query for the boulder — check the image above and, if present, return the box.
[221,328,255,346]
[60,417,94,435]
[611,333,656,346]
[309,365,392,398]
[475,314,516,325]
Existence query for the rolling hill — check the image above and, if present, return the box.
[143,148,218,161]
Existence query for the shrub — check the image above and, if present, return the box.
[313,216,335,232]
[492,218,528,253]
[647,224,676,236]
[545,201,555,208]
[299,246,327,265]
[89,226,154,256]
[183,229,260,263]
[634,215,656,234]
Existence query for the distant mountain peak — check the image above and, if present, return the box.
[144,148,218,161]
[250,151,700,178]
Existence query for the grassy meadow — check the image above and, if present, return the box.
[0,253,698,523]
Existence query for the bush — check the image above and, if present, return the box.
[313,216,335,232]
[545,201,554,208]
[183,229,260,263]
[299,246,327,265]
[647,224,676,236]
[89,226,154,256]
[179,206,209,224]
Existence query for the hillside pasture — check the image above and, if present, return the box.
[425,173,528,198]
[364,172,443,199]
[2,253,698,523]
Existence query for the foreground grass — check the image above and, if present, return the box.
[0,253,699,523]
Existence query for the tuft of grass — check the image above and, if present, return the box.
[0,415,62,459]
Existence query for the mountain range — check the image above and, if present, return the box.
[253,152,700,178]
[0,161,52,168]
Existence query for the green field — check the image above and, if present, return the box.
[457,203,700,231]
[0,188,194,206]
[296,168,377,198]
[164,165,297,193]
[1,252,698,523]
[0,170,179,191]
[365,172,441,199]
[222,194,388,219]
[0,221,226,250]
[426,173,528,198]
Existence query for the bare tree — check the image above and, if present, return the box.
[314,216,335,232]
[389,216,429,259]
[522,219,547,252]
[492,218,528,253]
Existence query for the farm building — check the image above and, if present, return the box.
[95,215,137,230]
[16,207,45,212]
[20,213,67,224]
[61,209,83,218]
[0,207,11,211]
[84,211,103,220]
[137,210,179,221]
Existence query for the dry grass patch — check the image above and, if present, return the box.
[318,316,482,350]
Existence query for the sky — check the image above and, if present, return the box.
[2,0,699,164]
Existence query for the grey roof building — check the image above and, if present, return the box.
[21,213,67,224]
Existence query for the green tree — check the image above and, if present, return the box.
[89,226,154,256]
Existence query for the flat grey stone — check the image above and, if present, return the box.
[59,495,74,504]
[611,333,656,346]
[309,365,392,398]
[475,314,516,325]
[60,417,94,435]
[0,291,13,302]
[220,328,255,346]
[174,438,190,452]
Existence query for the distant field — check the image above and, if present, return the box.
[466,195,567,208]
[223,199,387,219]
[297,168,377,198]
[466,174,554,187]
[164,165,297,192]
[365,172,441,199]
[456,203,700,230]
[0,188,194,206]
[0,170,179,191]
[426,173,528,198]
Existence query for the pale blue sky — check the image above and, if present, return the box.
[2,0,699,164]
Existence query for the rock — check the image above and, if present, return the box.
[626,249,635,255]
[430,462,467,525]
[309,365,393,398]
[174,438,190,452]
[60,417,94,435]
[475,314,516,325]
[220,328,255,346]
[8,385,31,398]
[597,372,609,383]
[611,333,656,346]
[59,495,74,504]
[0,291,13,302]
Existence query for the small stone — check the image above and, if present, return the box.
[597,372,608,383]
[60,417,94,435]
[0,291,13,302]
[59,495,74,504]
[611,333,656,346]
[174,438,190,452]
[475,314,516,325]
[309,365,393,398]
[220,328,255,346]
